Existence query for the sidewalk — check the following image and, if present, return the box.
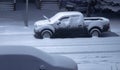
[0,25,33,35]
[0,3,59,35]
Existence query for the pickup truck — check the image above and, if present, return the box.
[34,11,110,38]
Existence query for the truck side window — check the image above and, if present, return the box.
[70,15,81,26]
[60,17,69,22]
[59,17,70,26]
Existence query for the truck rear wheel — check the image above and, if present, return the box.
[90,28,101,37]
[41,30,53,39]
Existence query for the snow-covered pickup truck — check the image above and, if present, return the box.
[34,11,110,38]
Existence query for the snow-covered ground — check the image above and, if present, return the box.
[1,34,120,70]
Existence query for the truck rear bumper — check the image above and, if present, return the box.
[103,24,110,32]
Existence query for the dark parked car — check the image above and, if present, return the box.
[66,0,88,12]
[58,0,88,11]
[0,46,78,70]
[59,0,97,14]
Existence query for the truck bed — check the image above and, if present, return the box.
[84,17,109,27]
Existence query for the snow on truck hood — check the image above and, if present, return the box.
[35,20,52,26]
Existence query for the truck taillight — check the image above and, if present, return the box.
[103,23,110,32]
[108,23,111,31]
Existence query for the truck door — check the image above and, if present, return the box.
[58,17,70,29]
[55,16,70,36]
[68,15,84,35]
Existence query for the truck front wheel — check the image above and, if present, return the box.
[41,30,53,39]
[90,28,101,37]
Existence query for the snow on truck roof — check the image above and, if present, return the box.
[50,11,83,23]
[56,11,82,16]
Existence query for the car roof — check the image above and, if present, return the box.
[0,46,53,64]
[56,11,82,17]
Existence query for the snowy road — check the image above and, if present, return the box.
[0,34,120,70]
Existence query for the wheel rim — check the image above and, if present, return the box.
[92,30,99,37]
[42,31,51,38]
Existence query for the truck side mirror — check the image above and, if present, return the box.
[56,20,61,25]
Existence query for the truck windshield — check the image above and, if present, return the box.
[50,13,62,23]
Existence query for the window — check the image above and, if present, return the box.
[59,17,70,26]
[70,15,81,24]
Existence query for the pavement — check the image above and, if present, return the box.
[1,33,120,70]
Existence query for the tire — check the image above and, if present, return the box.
[41,30,53,39]
[90,28,101,37]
